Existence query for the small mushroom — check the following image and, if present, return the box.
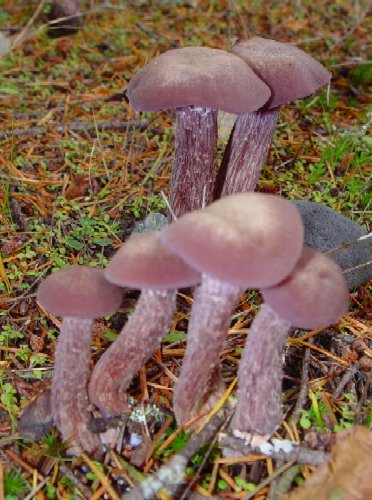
[214,38,331,198]
[36,266,123,457]
[127,46,270,217]
[158,192,304,426]
[88,231,200,416]
[231,247,349,439]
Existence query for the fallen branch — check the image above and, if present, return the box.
[122,408,228,500]
[219,433,329,467]
[0,119,148,139]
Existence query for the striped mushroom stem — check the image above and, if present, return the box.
[214,38,331,199]
[231,247,349,438]
[158,192,304,426]
[88,231,200,416]
[36,266,123,457]
[126,46,270,218]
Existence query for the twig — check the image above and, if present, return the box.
[219,434,328,467]
[177,415,231,500]
[12,0,46,48]
[291,342,312,425]
[334,361,360,398]
[122,408,228,499]
[0,120,148,140]
[58,462,93,499]
[243,462,295,500]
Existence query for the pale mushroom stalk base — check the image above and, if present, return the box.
[215,108,280,199]
[230,303,291,437]
[169,106,218,219]
[52,317,102,458]
[173,276,243,426]
[89,289,176,416]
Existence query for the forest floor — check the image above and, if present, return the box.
[0,1,371,499]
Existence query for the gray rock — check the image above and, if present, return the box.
[292,200,371,291]
[133,212,168,234]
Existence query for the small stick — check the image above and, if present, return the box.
[291,343,312,425]
[219,434,329,467]
[0,120,147,140]
[122,408,228,500]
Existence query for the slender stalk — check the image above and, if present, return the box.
[89,289,176,416]
[52,317,102,457]
[169,107,218,218]
[231,303,291,437]
[214,108,280,199]
[173,276,243,426]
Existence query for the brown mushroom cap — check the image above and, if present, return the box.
[127,46,271,113]
[261,247,349,329]
[231,37,332,109]
[37,266,123,319]
[105,231,200,289]
[158,193,304,288]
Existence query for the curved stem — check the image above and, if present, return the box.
[214,108,280,199]
[173,276,242,426]
[52,317,102,457]
[89,289,176,416]
[231,303,291,437]
[169,107,218,218]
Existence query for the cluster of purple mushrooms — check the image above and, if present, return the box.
[35,39,351,457]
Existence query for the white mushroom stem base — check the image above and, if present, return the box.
[216,108,280,198]
[52,317,102,457]
[89,289,176,416]
[230,303,291,437]
[169,106,218,219]
[173,276,243,426]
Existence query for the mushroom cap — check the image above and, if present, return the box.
[127,46,271,113]
[231,37,332,109]
[261,247,349,329]
[158,193,304,288]
[105,231,200,290]
[37,266,123,319]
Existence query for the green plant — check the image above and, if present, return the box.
[3,467,28,499]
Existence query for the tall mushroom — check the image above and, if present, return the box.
[88,231,200,416]
[231,247,349,439]
[158,192,304,426]
[214,37,331,198]
[36,266,123,457]
[127,46,270,218]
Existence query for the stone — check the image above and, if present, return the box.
[292,200,371,291]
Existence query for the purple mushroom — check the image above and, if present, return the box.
[88,231,200,416]
[214,37,331,198]
[36,266,123,457]
[158,192,304,426]
[231,247,349,439]
[127,46,270,218]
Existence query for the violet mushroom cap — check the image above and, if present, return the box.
[231,247,349,438]
[37,265,123,457]
[215,37,332,198]
[88,231,200,416]
[157,192,305,426]
[127,46,270,217]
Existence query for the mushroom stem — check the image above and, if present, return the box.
[89,289,176,416]
[169,106,218,218]
[173,275,243,426]
[230,303,291,437]
[214,108,280,199]
[52,317,102,457]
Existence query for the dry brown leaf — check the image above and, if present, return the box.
[289,426,372,500]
